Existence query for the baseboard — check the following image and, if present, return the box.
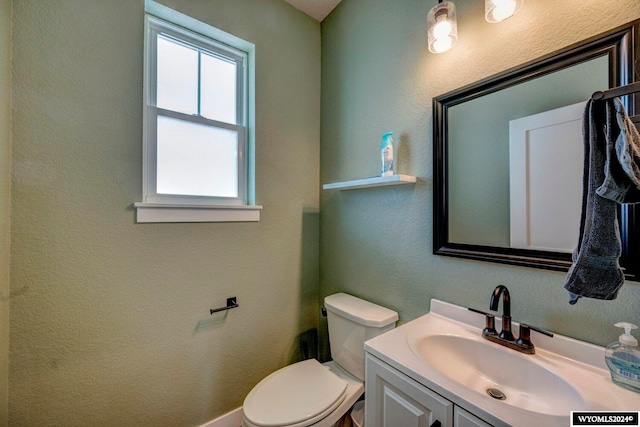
[199,407,243,427]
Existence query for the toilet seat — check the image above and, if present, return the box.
[243,359,348,427]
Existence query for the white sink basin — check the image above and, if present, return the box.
[364,299,640,427]
[411,334,585,416]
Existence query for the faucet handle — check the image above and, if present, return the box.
[468,307,497,335]
[517,323,553,349]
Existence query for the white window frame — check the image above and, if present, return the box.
[135,9,260,223]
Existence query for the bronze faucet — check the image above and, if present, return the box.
[469,285,553,354]
[490,285,514,341]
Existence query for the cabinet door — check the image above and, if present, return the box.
[454,406,493,427]
[365,354,453,427]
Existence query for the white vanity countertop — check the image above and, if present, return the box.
[364,299,640,427]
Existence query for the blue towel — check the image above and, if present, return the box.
[564,98,640,304]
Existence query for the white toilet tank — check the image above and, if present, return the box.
[325,293,398,382]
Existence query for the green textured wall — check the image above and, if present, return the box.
[0,0,10,425]
[10,0,319,425]
[320,0,640,354]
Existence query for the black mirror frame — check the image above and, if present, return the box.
[433,20,639,279]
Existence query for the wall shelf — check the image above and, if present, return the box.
[322,174,417,191]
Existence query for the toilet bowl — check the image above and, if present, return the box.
[242,360,362,427]
[242,293,398,427]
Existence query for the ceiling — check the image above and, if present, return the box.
[283,0,342,21]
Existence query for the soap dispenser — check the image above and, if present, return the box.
[605,322,640,393]
[380,132,394,177]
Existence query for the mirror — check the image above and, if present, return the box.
[433,21,640,278]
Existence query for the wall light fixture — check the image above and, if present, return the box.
[427,1,458,54]
[428,0,523,53]
[485,0,523,23]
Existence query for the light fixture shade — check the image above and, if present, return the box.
[485,0,523,23]
[427,2,458,54]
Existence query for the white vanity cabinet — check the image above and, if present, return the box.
[365,354,492,427]
[454,407,493,427]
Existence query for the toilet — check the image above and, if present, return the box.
[242,293,398,427]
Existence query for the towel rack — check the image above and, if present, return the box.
[591,81,640,101]
[591,81,640,129]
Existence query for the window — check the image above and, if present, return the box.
[135,12,259,223]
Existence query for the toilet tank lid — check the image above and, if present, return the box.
[325,293,398,327]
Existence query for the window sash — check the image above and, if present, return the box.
[147,17,247,126]
[144,107,247,205]
[143,15,249,206]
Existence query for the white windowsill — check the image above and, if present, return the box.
[133,202,262,223]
